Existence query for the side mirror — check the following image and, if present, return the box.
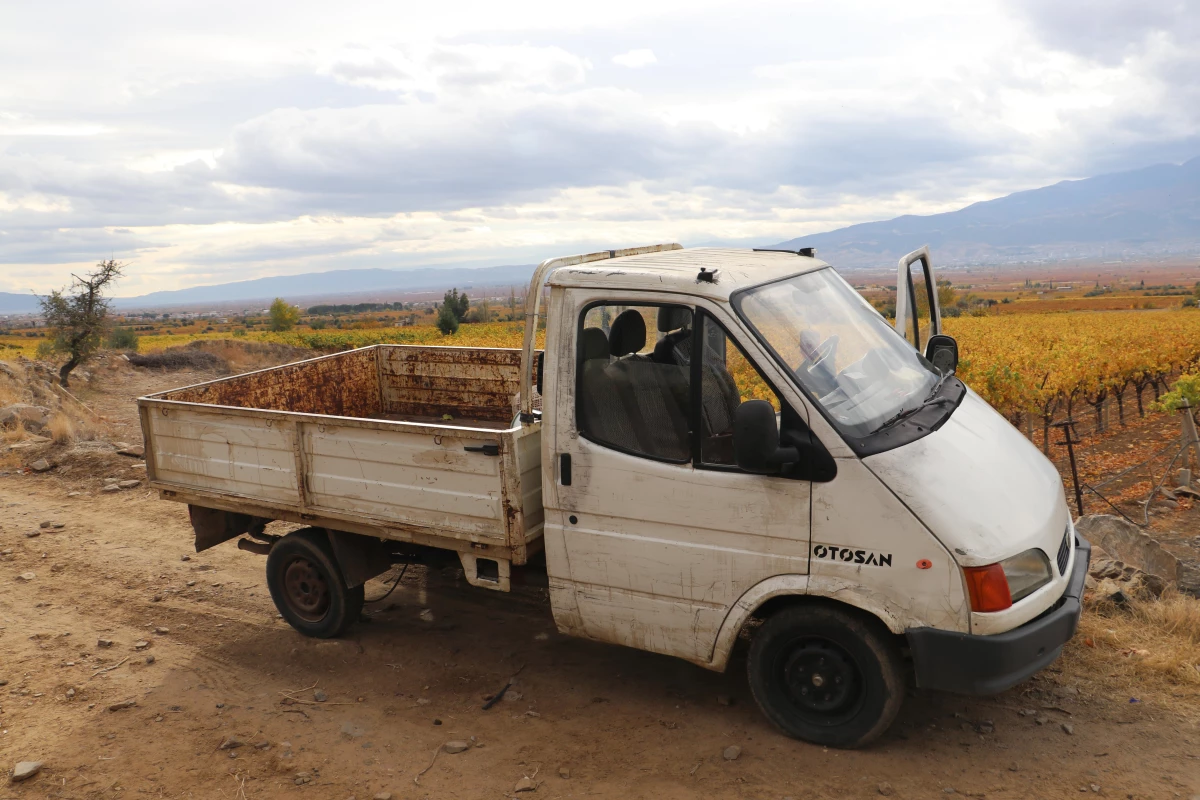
[734,400,798,473]
[925,334,958,375]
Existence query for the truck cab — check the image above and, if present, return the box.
[528,244,1088,746]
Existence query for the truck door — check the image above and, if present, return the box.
[545,294,811,663]
[894,246,942,351]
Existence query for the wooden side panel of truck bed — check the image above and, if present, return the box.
[139,345,544,562]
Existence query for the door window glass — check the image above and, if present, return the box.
[576,303,692,462]
[900,255,937,350]
[693,315,784,466]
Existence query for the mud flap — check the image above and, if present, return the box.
[326,529,390,589]
[189,505,264,552]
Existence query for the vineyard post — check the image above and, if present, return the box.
[1053,419,1084,517]
[1181,398,1200,476]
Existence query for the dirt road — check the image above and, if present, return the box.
[1,364,1198,799]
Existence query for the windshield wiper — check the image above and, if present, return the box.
[874,372,953,433]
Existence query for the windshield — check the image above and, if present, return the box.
[734,267,938,438]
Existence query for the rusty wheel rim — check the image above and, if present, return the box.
[283,557,330,622]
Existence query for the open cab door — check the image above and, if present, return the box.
[895,246,958,374]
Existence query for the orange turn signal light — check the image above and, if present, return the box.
[963,564,1013,613]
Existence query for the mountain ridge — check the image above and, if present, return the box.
[0,263,535,314]
[771,157,1200,268]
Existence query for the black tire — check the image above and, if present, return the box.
[747,604,904,748]
[266,528,364,638]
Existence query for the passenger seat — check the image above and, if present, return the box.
[578,326,640,453]
[607,310,690,460]
[652,306,693,366]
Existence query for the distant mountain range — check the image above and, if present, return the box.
[111,264,534,310]
[4,157,1197,316]
[0,292,40,314]
[772,157,1200,268]
[0,264,534,315]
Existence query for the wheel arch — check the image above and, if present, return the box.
[705,575,909,672]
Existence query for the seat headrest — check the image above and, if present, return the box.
[609,310,647,357]
[580,327,610,361]
[657,306,693,332]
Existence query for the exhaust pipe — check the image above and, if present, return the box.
[237,537,272,555]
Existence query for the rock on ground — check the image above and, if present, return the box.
[11,761,43,782]
[1,404,50,432]
[1076,514,1200,596]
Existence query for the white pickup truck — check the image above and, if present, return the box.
[139,243,1089,747]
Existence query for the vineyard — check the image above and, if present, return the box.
[5,311,1200,442]
[221,312,1200,430]
[946,311,1200,438]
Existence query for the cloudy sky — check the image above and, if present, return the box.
[1,0,1196,296]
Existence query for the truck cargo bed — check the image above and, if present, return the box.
[138,345,544,564]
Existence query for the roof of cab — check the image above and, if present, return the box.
[547,246,829,301]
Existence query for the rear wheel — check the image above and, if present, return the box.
[747,604,904,748]
[267,528,364,638]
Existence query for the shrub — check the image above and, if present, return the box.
[436,302,459,335]
[127,349,228,371]
[269,298,300,332]
[1151,372,1200,414]
[107,327,139,351]
[47,413,75,444]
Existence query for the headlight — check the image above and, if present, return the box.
[1001,549,1053,603]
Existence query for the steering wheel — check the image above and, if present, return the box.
[807,334,839,373]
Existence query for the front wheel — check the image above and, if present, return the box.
[747,604,904,748]
[266,528,364,638]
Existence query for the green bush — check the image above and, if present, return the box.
[1152,372,1200,413]
[436,302,459,335]
[107,327,139,351]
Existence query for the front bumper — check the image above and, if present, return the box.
[907,535,1092,696]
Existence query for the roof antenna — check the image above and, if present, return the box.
[753,247,817,257]
[697,267,718,283]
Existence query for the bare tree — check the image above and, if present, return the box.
[39,259,124,387]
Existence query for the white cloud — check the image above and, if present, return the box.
[612,49,657,68]
[0,0,1196,295]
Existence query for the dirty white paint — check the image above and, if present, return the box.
[148,408,300,503]
[142,379,543,557]
[809,457,968,634]
[543,286,811,664]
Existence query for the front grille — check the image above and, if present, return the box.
[1056,528,1071,575]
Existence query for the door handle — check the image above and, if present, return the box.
[560,453,572,486]
[464,443,500,456]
